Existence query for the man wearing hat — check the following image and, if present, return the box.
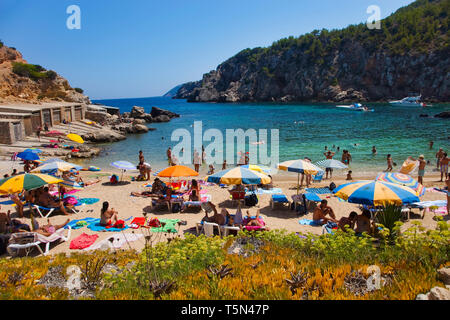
[411,155,427,185]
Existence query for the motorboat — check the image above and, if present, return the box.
[389,95,427,107]
[336,103,374,112]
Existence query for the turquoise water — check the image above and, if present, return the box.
[84,97,449,175]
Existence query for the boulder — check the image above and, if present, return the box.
[428,287,450,300]
[153,115,171,122]
[415,293,429,300]
[133,124,150,133]
[437,267,450,285]
[85,110,111,123]
[130,106,146,118]
[132,119,146,125]
[150,107,179,119]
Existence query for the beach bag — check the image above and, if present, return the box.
[110,174,119,184]
[64,196,78,206]
[234,206,243,225]
[172,202,181,213]
[329,182,337,191]
[245,192,258,207]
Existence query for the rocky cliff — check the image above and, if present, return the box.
[175,0,449,103]
[0,44,90,104]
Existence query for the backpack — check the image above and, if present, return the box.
[244,192,258,207]
[329,182,337,191]
[172,202,181,213]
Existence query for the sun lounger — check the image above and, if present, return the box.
[312,172,324,183]
[270,194,291,209]
[7,227,72,257]
[32,204,77,218]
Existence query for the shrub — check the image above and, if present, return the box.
[74,87,84,94]
[45,70,57,80]
[12,62,55,81]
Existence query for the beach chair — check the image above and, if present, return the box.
[270,194,291,209]
[230,191,246,207]
[183,195,212,212]
[201,222,222,237]
[312,172,324,183]
[7,227,72,257]
[32,204,77,218]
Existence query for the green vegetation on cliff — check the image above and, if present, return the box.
[12,62,58,82]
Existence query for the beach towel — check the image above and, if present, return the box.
[75,198,100,206]
[151,219,180,233]
[87,219,130,232]
[70,233,99,250]
[299,219,322,226]
[305,187,332,195]
[84,233,144,251]
[304,192,322,202]
[65,217,99,230]
[248,188,283,195]
[130,217,149,229]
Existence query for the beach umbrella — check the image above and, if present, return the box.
[45,130,64,137]
[111,161,137,181]
[67,133,84,144]
[31,160,83,174]
[376,172,425,197]
[157,165,199,178]
[316,159,348,170]
[59,179,84,190]
[241,164,273,175]
[23,148,43,154]
[278,159,323,174]
[17,151,40,161]
[278,159,324,194]
[0,173,62,194]
[207,166,271,185]
[333,180,420,206]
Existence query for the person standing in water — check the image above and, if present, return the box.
[429,141,434,150]
[440,153,449,182]
[372,146,377,155]
[386,154,394,172]
[166,147,172,166]
[436,148,444,170]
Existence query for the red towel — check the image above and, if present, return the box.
[70,233,99,250]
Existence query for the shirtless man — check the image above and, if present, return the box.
[411,155,426,184]
[324,151,336,179]
[355,210,373,235]
[38,187,69,215]
[167,147,172,166]
[440,153,449,182]
[436,148,444,170]
[202,202,226,225]
[313,200,338,225]
[445,177,449,215]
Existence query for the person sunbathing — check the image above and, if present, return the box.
[338,211,357,231]
[354,209,373,235]
[243,210,265,227]
[100,201,119,227]
[37,187,70,215]
[313,200,338,225]
[202,202,226,225]
[33,218,70,237]
[131,190,154,198]
[0,208,30,234]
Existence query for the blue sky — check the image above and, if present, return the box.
[0,0,414,100]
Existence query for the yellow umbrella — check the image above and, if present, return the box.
[67,133,84,144]
[0,173,62,194]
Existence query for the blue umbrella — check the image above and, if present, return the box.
[23,148,43,154]
[17,151,40,161]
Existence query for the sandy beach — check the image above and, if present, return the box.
[0,158,448,258]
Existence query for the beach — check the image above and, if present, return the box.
[0,159,447,257]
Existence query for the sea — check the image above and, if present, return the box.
[80,97,449,176]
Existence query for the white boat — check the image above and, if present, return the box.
[336,103,374,112]
[389,95,427,107]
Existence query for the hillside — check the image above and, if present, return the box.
[0,43,90,104]
[175,0,449,103]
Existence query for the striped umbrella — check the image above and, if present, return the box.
[111,161,137,181]
[278,159,324,174]
[316,159,348,169]
[60,179,84,190]
[0,173,62,194]
[333,180,420,206]
[376,172,425,196]
[17,151,40,161]
[31,160,83,174]
[207,167,271,185]
[241,164,273,175]
[278,159,324,194]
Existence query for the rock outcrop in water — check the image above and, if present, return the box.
[174,0,449,103]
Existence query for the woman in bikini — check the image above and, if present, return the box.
[100,201,119,227]
[189,179,200,201]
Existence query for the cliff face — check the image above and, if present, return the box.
[175,0,449,103]
[0,45,90,104]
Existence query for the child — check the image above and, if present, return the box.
[346,170,353,180]
[207,164,215,175]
